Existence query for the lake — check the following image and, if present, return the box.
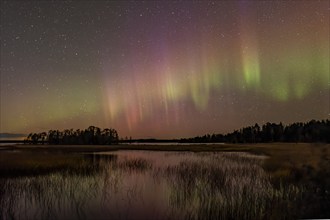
[0,137,25,146]
[0,150,319,219]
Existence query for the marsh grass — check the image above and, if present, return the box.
[163,153,304,220]
[115,158,153,172]
[0,144,329,219]
[256,144,330,218]
[0,151,94,177]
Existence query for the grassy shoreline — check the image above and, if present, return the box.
[2,142,328,152]
[1,143,254,153]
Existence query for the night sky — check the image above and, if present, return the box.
[1,1,329,139]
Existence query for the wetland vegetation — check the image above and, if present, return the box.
[0,143,329,219]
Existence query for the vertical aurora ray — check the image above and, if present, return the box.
[260,39,329,102]
[238,2,261,89]
[241,44,260,89]
[98,1,329,137]
[103,33,228,131]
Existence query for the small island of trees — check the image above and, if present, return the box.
[25,126,119,145]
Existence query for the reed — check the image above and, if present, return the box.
[0,146,329,219]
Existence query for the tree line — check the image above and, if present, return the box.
[25,126,119,145]
[180,120,330,143]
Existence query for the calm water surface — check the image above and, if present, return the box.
[0,151,305,219]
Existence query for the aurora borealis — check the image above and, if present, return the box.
[1,1,329,138]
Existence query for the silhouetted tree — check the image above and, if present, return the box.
[181,120,330,144]
[25,126,119,145]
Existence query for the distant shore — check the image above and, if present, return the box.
[0,143,246,153]
[0,142,328,154]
